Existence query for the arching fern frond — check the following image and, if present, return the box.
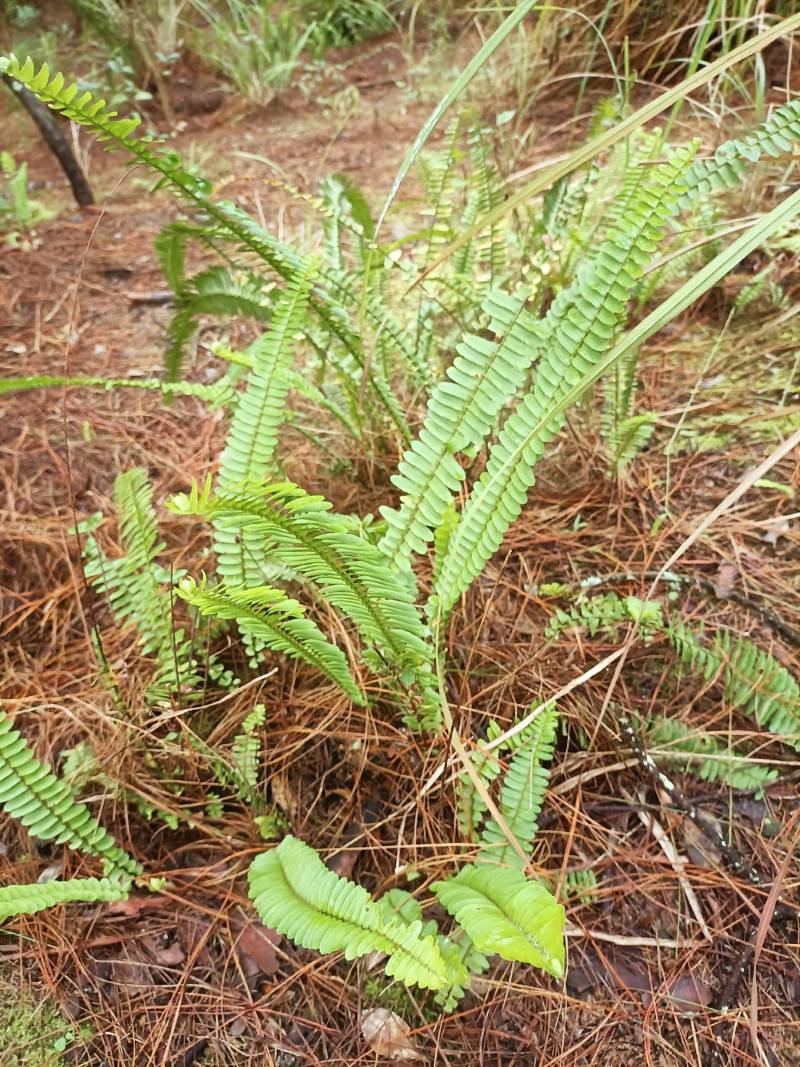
[176,481,435,708]
[378,289,546,567]
[0,876,130,920]
[0,374,234,408]
[177,576,365,705]
[248,836,450,990]
[0,710,140,877]
[432,864,564,978]
[478,703,559,869]
[214,264,316,585]
[433,144,699,617]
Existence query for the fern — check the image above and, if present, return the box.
[563,868,598,906]
[431,864,565,978]
[248,836,450,990]
[647,716,779,792]
[0,709,140,877]
[0,876,130,920]
[670,625,800,751]
[165,265,273,381]
[378,289,547,568]
[177,577,365,705]
[477,704,559,869]
[544,593,664,640]
[433,144,699,617]
[0,374,234,407]
[229,704,265,802]
[175,481,436,719]
[83,469,197,695]
[214,265,316,585]
[681,97,800,202]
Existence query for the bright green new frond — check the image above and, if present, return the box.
[432,864,565,978]
[0,876,130,920]
[215,265,316,585]
[670,625,800,750]
[478,704,559,869]
[647,716,779,793]
[0,710,140,876]
[248,836,449,990]
[177,576,365,705]
[378,289,545,567]
[183,482,434,697]
[434,144,699,617]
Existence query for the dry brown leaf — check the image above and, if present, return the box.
[710,562,738,598]
[233,919,281,976]
[361,1008,424,1061]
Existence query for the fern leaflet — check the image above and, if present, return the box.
[0,876,130,920]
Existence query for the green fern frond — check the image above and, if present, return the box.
[647,715,779,792]
[179,482,434,698]
[478,703,559,869]
[0,710,140,876]
[166,266,273,381]
[563,868,598,905]
[682,98,800,202]
[84,469,197,694]
[670,625,800,750]
[433,144,699,617]
[432,864,565,978]
[214,265,316,585]
[378,289,546,567]
[177,576,365,705]
[230,703,266,801]
[248,836,450,990]
[545,593,664,641]
[0,876,130,920]
[155,221,189,291]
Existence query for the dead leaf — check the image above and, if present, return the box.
[682,818,723,868]
[710,562,738,598]
[232,919,281,976]
[761,516,792,546]
[361,1008,424,1061]
[106,895,171,917]
[143,936,186,967]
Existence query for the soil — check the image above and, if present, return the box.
[1,28,799,1067]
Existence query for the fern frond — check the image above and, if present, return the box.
[248,836,450,989]
[378,289,546,567]
[432,864,565,978]
[0,710,140,876]
[545,593,664,641]
[230,703,266,801]
[670,625,800,750]
[647,715,779,792]
[155,221,189,291]
[180,482,434,698]
[478,703,559,868]
[682,98,800,202]
[214,265,316,585]
[177,576,365,705]
[0,876,130,920]
[433,144,698,616]
[166,266,273,381]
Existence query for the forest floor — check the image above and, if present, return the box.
[1,27,799,1067]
